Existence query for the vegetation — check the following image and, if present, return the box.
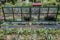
[0,20,4,28]
[0,0,60,7]
[0,28,60,40]
[0,0,60,40]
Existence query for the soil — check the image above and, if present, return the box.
[6,35,12,40]
[5,35,60,40]
[57,36,60,40]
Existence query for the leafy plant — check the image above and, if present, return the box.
[0,29,5,39]
[0,28,60,40]
[6,28,17,35]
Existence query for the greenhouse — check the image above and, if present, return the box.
[0,0,60,40]
[2,6,60,23]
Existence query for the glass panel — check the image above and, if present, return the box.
[22,8,29,13]
[22,14,30,21]
[40,14,47,21]
[13,8,21,13]
[31,14,38,21]
[49,8,57,13]
[47,13,56,21]
[31,7,39,13]
[22,14,30,17]
[5,14,13,21]
[0,14,4,20]
[57,14,60,22]
[4,8,12,13]
[14,14,21,21]
[40,8,48,13]
[48,13,56,17]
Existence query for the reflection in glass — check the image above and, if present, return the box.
[46,14,56,21]
[40,8,48,13]
[48,14,56,17]
[40,14,47,21]
[49,8,57,13]
[31,14,38,21]
[13,8,21,13]
[22,14,30,21]
[5,14,13,21]
[14,14,21,21]
[57,15,60,21]
[31,7,39,13]
[22,8,29,13]
[4,8,12,13]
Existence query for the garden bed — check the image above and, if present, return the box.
[0,28,60,40]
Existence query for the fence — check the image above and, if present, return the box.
[2,6,60,25]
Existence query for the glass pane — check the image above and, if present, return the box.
[0,14,4,20]
[22,8,29,13]
[40,8,48,13]
[13,8,21,13]
[4,8,12,13]
[5,14,13,21]
[22,14,30,17]
[47,14,56,21]
[31,14,38,21]
[22,14,30,21]
[14,14,21,21]
[40,14,47,21]
[48,13,56,17]
[49,8,57,13]
[31,7,39,13]
[57,15,60,22]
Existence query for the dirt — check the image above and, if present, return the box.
[5,34,60,40]
[57,36,60,40]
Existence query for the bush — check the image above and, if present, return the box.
[3,3,12,7]
[15,2,32,7]
[15,2,22,7]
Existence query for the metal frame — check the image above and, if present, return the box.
[2,6,60,23]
